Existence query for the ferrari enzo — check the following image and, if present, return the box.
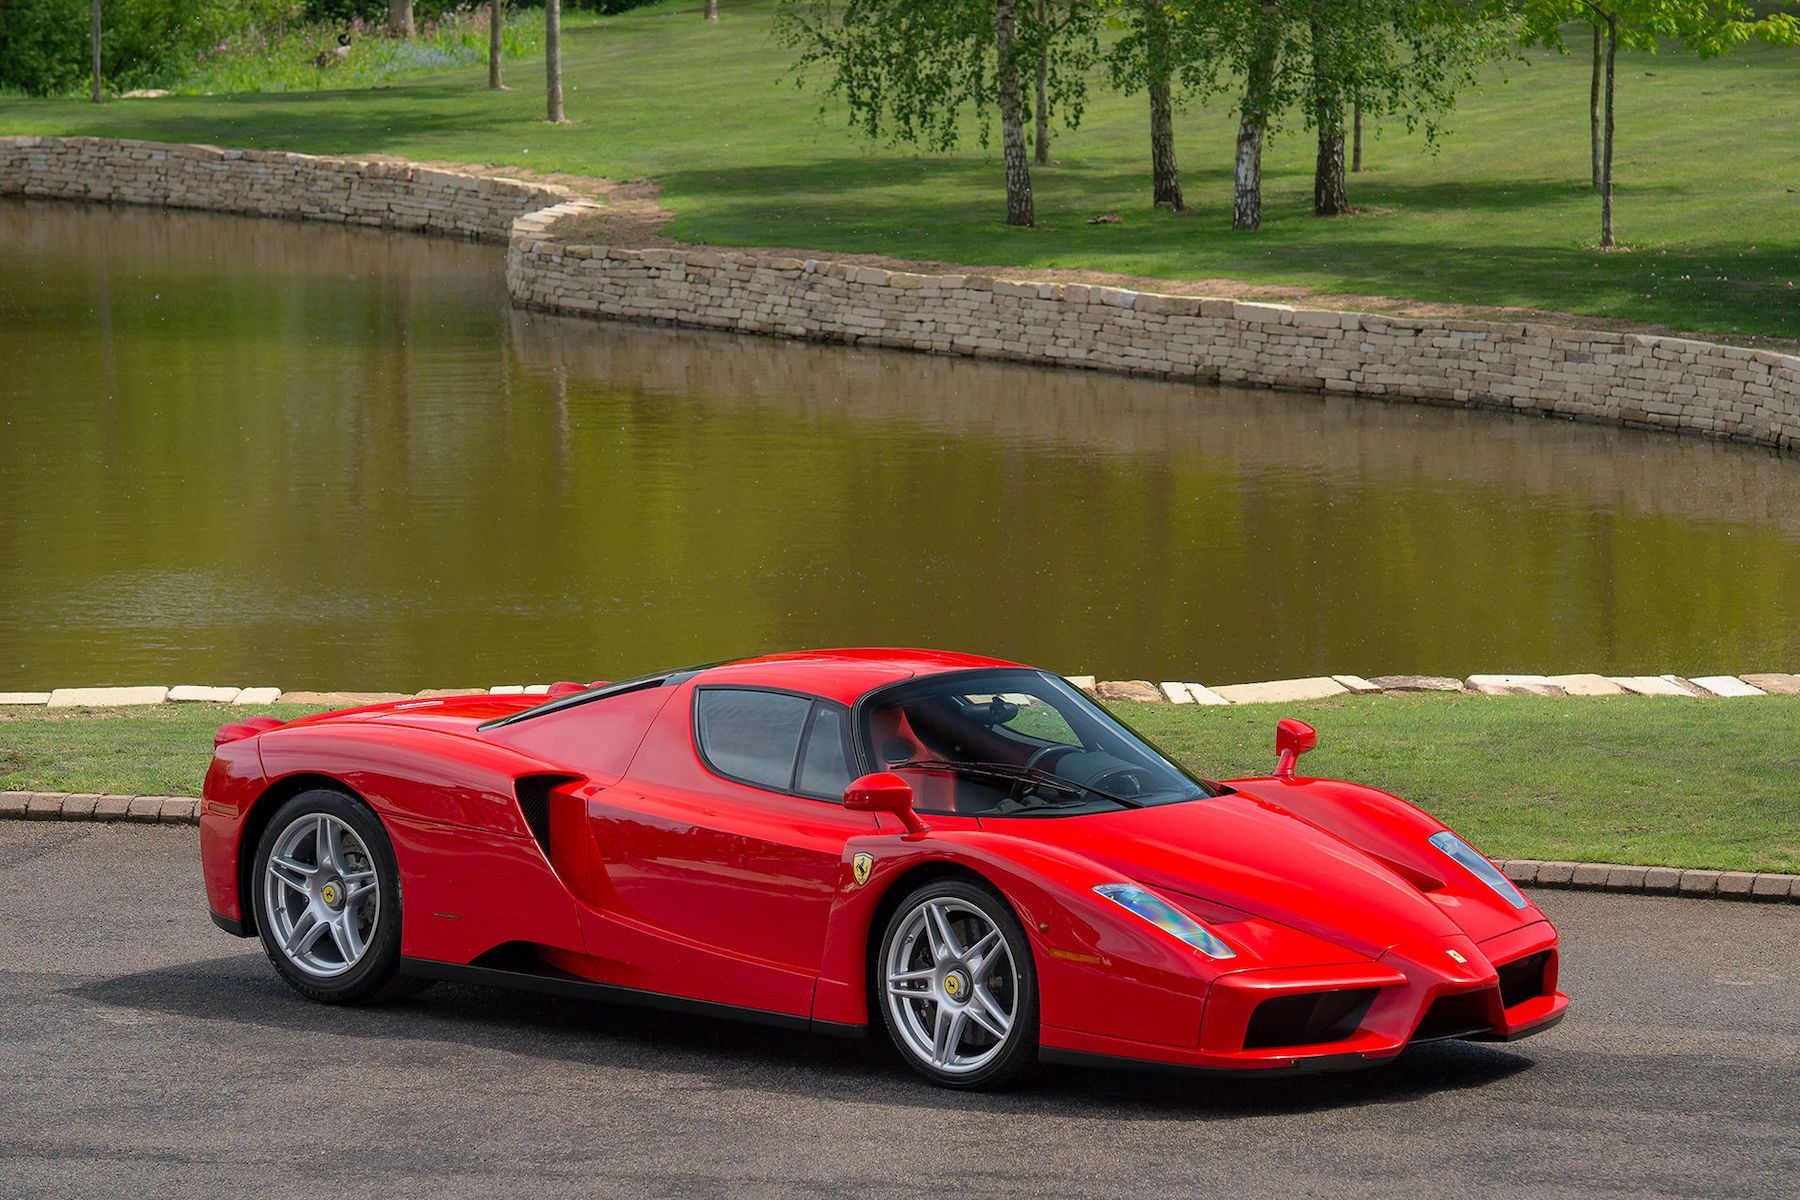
[200,649,1567,1088]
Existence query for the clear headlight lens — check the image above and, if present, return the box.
[1093,883,1236,959]
[1429,830,1528,910]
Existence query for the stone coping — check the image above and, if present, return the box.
[4,790,1792,903]
[4,672,1796,710]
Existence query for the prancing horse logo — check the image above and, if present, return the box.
[851,853,873,887]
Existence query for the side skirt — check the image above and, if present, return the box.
[399,956,866,1039]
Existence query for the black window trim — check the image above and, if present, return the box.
[690,684,855,804]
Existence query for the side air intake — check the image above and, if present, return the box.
[514,774,578,861]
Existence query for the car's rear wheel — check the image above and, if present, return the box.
[878,878,1038,1089]
[251,788,416,1005]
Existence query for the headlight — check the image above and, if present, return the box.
[1429,831,1527,910]
[1093,884,1236,959]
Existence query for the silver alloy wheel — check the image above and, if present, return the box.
[261,812,381,979]
[884,896,1019,1075]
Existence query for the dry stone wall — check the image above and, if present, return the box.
[1,135,569,242]
[509,202,1800,452]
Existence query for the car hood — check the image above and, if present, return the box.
[989,791,1474,960]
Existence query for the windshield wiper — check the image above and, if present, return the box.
[887,758,1145,808]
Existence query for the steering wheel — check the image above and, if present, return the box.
[1090,766,1146,797]
[1025,743,1078,773]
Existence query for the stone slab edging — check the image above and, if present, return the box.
[1,135,577,243]
[3,789,1793,905]
[508,205,1800,453]
[3,671,1797,711]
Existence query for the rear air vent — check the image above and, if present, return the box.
[514,774,572,859]
[1496,950,1550,1009]
[1410,991,1494,1042]
[1243,988,1378,1050]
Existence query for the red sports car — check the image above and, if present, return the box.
[200,649,1567,1088]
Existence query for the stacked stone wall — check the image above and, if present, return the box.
[508,202,1800,451]
[1,135,568,242]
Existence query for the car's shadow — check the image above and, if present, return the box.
[70,952,1534,1119]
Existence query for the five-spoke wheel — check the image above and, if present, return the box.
[879,879,1037,1088]
[250,788,415,1004]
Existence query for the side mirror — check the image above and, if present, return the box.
[845,772,930,836]
[1274,718,1317,780]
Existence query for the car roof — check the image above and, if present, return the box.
[687,648,1026,706]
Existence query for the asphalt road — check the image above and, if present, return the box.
[1,823,1795,1199]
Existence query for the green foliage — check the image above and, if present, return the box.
[1515,0,1799,56]
[774,0,1098,152]
[1109,0,1513,143]
[168,6,545,95]
[0,0,303,96]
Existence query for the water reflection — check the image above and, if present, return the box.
[2,199,1796,689]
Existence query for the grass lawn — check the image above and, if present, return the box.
[3,2,1797,339]
[3,694,1796,873]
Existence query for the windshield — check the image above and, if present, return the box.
[858,669,1218,817]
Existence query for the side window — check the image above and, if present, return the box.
[796,705,854,799]
[695,689,812,791]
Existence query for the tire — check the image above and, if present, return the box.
[250,788,418,1005]
[876,877,1039,1089]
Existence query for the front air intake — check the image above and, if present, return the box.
[1496,950,1551,1009]
[1243,988,1378,1050]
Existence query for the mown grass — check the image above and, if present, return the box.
[2,2,1797,338]
[3,694,1796,873]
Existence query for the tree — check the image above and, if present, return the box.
[1105,0,1186,210]
[388,1,414,39]
[90,0,101,103]
[489,0,505,90]
[546,0,566,123]
[777,1,1099,228]
[706,0,719,19]
[1518,1,1798,246]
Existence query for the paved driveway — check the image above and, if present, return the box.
[1,823,1794,1198]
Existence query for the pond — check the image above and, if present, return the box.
[2,199,1797,691]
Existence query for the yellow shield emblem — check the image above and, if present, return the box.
[851,853,873,887]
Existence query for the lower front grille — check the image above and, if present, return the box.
[1243,988,1378,1050]
[1411,990,1494,1042]
[1496,950,1551,1009]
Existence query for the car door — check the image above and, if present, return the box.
[578,682,879,1017]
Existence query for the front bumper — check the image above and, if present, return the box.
[1038,919,1567,1074]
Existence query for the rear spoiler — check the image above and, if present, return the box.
[215,716,288,747]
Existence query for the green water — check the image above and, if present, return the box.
[2,199,1797,690]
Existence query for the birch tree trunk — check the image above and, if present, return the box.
[1146,1,1181,210]
[489,0,504,90]
[546,0,566,124]
[1310,18,1348,215]
[1149,83,1182,210]
[388,1,414,38]
[1233,13,1280,231]
[996,0,1035,227]
[1034,0,1050,165]
[1599,17,1616,246]
[90,0,102,103]
[1589,25,1603,189]
[705,0,719,20]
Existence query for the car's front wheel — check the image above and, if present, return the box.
[877,878,1038,1089]
[251,788,415,1004]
